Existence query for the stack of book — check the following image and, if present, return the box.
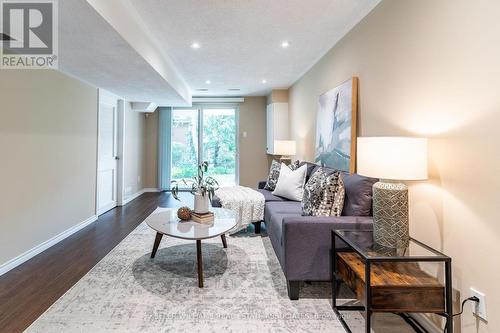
[191,211,215,224]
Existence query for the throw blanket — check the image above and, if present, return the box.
[214,186,265,233]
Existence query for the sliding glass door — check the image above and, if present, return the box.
[171,108,199,186]
[171,106,238,187]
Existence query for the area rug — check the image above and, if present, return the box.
[26,211,404,332]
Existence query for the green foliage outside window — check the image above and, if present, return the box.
[171,113,235,181]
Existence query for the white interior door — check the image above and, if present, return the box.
[97,91,118,215]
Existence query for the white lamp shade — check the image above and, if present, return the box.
[357,137,428,180]
[274,140,296,156]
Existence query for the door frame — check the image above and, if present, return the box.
[171,104,240,186]
[96,89,124,215]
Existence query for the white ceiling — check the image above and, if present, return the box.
[58,0,380,105]
[128,0,381,97]
[59,0,191,106]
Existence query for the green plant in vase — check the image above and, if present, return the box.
[171,161,219,214]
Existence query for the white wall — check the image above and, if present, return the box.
[144,110,158,189]
[288,0,500,331]
[123,102,147,199]
[0,70,98,270]
[238,96,269,187]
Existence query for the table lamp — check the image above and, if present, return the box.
[274,140,296,163]
[357,137,428,248]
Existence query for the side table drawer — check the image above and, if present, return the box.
[336,252,445,313]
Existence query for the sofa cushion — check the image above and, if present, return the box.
[265,201,303,266]
[256,189,288,202]
[302,168,345,216]
[264,201,303,222]
[341,173,378,216]
[281,215,373,281]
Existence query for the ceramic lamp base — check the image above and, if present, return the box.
[279,156,292,164]
[372,181,409,248]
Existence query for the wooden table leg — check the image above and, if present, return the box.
[196,240,203,288]
[150,232,163,258]
[221,234,227,248]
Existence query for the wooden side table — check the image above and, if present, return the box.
[331,230,453,333]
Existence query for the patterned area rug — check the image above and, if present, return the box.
[27,216,411,332]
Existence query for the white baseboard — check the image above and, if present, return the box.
[121,189,145,206]
[120,188,160,206]
[0,215,98,276]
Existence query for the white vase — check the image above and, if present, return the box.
[194,192,209,214]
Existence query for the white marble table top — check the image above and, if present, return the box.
[146,207,237,240]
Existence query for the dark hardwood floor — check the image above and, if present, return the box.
[0,191,184,333]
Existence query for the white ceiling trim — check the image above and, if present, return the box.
[85,0,192,105]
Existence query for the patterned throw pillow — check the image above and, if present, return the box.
[289,160,300,170]
[302,168,345,216]
[264,160,301,190]
[264,160,282,190]
[264,160,300,191]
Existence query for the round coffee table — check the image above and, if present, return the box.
[146,207,237,288]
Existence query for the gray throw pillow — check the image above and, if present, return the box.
[341,173,378,216]
[298,161,318,182]
[302,168,345,216]
[264,160,300,191]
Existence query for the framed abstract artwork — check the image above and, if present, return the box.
[315,77,358,173]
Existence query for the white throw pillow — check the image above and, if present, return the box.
[272,163,307,201]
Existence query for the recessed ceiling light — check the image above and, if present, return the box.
[262,79,267,84]
[205,80,211,84]
[191,42,200,49]
[281,40,290,48]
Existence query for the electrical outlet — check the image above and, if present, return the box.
[470,288,487,321]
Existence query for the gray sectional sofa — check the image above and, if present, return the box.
[214,161,377,300]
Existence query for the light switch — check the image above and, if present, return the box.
[242,131,247,138]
